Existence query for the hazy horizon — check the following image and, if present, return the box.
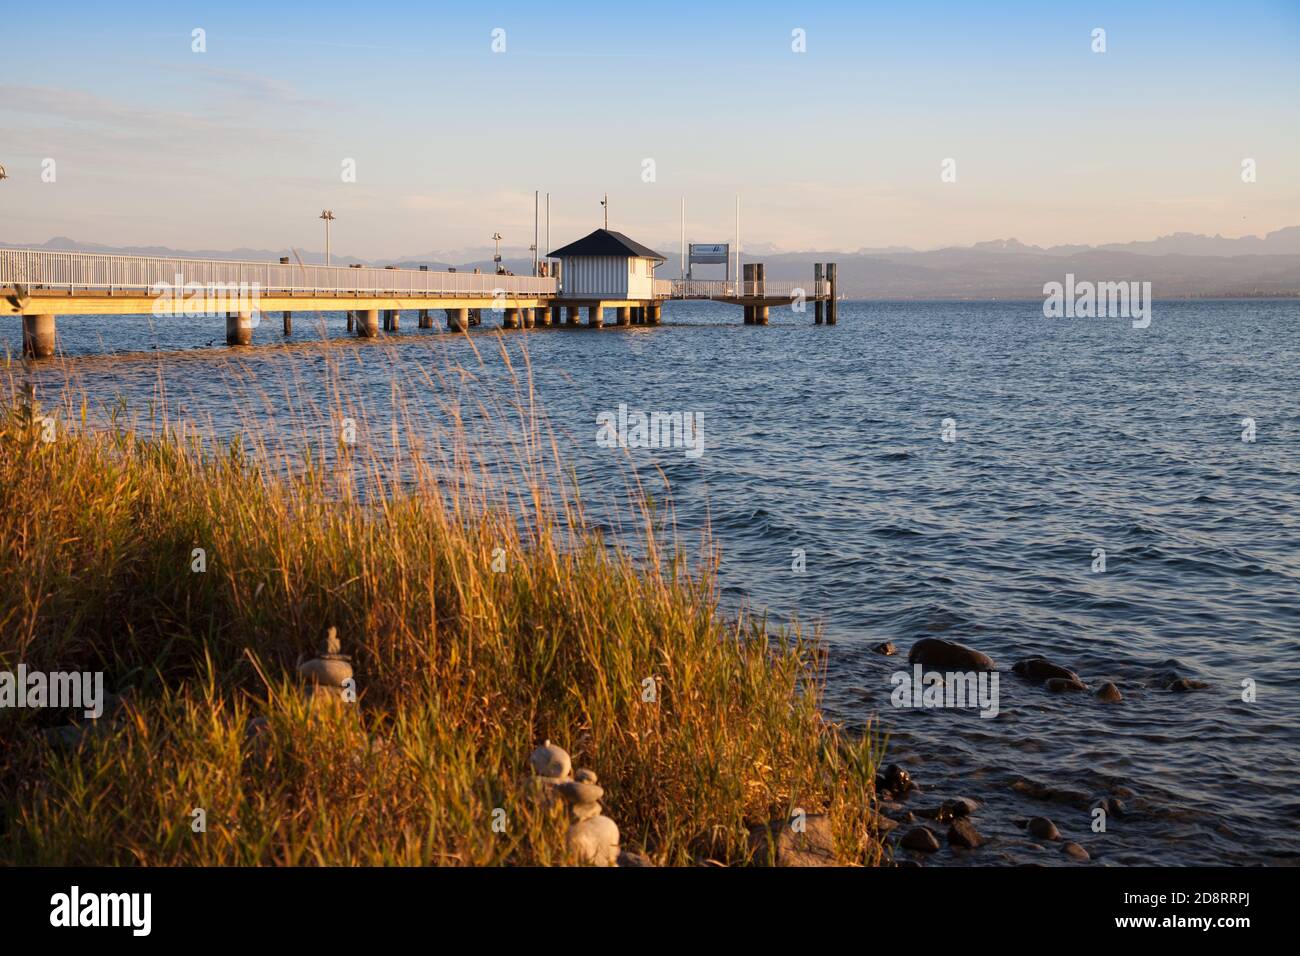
[2,0,1298,258]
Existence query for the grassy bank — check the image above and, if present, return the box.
[0,357,880,866]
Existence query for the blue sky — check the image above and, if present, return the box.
[1,0,1297,258]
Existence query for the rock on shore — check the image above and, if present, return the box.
[1012,657,1082,683]
[908,638,996,672]
[900,825,941,852]
[1095,681,1123,702]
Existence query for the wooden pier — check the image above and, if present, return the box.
[1,243,837,358]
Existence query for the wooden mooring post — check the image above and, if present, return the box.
[814,264,824,324]
[748,261,759,325]
[826,262,838,325]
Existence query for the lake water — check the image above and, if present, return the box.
[12,298,1300,866]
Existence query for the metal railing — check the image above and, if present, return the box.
[669,279,827,299]
[0,248,557,297]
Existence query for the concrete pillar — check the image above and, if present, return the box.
[537,306,552,327]
[356,309,379,338]
[617,306,631,326]
[419,308,432,329]
[631,306,643,324]
[648,303,662,325]
[523,308,536,329]
[382,310,400,332]
[586,305,604,328]
[447,308,469,332]
[566,306,580,326]
[814,264,824,324]
[827,262,838,325]
[503,308,520,329]
[281,311,293,335]
[346,310,355,332]
[225,311,253,346]
[755,305,769,325]
[22,314,56,358]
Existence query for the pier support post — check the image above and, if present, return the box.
[22,314,56,358]
[389,310,401,332]
[537,306,552,327]
[755,304,769,325]
[356,309,379,338]
[419,308,432,329]
[503,308,520,329]
[346,310,355,332]
[447,308,469,332]
[617,306,631,326]
[826,262,838,325]
[282,311,293,335]
[814,264,824,324]
[523,308,536,329]
[226,311,253,346]
[649,303,662,325]
[587,305,604,328]
[566,306,580,326]
[742,264,755,324]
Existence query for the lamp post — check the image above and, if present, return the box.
[319,209,335,266]
[491,232,503,275]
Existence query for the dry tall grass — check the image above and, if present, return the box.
[0,339,880,865]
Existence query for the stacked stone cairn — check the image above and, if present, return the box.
[297,626,353,710]
[528,740,621,867]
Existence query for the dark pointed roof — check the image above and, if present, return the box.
[547,228,666,261]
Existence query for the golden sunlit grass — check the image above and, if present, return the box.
[0,339,880,866]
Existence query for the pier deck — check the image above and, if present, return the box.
[2,248,837,356]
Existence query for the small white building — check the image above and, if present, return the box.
[548,229,666,299]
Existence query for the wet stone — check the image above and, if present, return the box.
[1045,676,1088,693]
[908,637,996,672]
[1012,657,1081,683]
[1062,841,1090,861]
[900,826,940,853]
[1027,816,1060,841]
[948,818,984,849]
[1095,681,1123,703]
[943,797,980,818]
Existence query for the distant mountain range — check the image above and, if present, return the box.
[6,228,1300,299]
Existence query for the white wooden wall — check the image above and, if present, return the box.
[561,256,627,298]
